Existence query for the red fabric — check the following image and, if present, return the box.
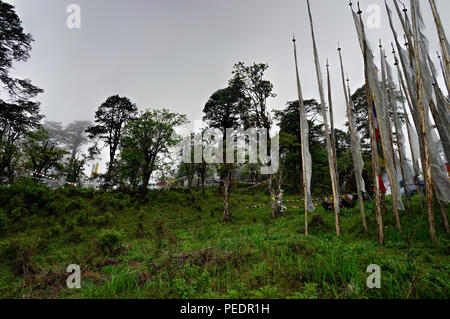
[379,175,386,194]
[375,128,381,143]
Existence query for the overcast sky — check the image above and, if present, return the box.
[6,0,450,172]
[8,0,450,127]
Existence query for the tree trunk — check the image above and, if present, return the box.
[223,165,232,222]
[269,175,277,218]
[201,171,206,195]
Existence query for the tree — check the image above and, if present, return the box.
[64,121,92,160]
[0,1,43,184]
[117,141,143,190]
[65,156,86,184]
[203,82,247,193]
[86,95,137,186]
[231,62,276,130]
[274,99,327,195]
[230,62,280,217]
[121,109,187,193]
[203,80,247,221]
[22,127,68,176]
[43,121,65,145]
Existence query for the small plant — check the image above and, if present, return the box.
[104,212,114,223]
[94,215,106,226]
[173,278,195,298]
[98,229,123,255]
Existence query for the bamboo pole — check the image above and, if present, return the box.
[292,36,310,236]
[337,46,369,234]
[380,43,400,175]
[429,0,450,95]
[437,54,450,97]
[350,1,384,244]
[384,53,412,213]
[326,61,340,202]
[360,11,402,232]
[410,0,436,243]
[395,54,424,212]
[392,0,415,59]
[387,2,427,212]
[307,0,341,236]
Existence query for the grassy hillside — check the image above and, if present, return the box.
[0,181,449,299]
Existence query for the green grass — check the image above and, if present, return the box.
[0,181,448,299]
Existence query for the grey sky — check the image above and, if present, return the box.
[6,0,450,172]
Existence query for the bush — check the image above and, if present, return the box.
[65,200,83,213]
[0,212,9,233]
[93,215,106,226]
[49,225,63,237]
[9,207,28,221]
[104,212,113,224]
[98,229,123,255]
[75,211,88,225]
[93,212,113,227]
[0,234,39,275]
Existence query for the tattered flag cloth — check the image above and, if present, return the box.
[307,0,340,218]
[293,37,315,212]
[351,7,405,211]
[408,0,450,202]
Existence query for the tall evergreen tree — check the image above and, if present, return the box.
[0,1,43,184]
[86,95,137,186]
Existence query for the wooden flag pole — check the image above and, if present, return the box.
[392,0,414,59]
[350,1,385,243]
[437,53,450,98]
[307,0,341,236]
[326,60,340,201]
[338,46,370,235]
[380,43,400,177]
[429,0,450,95]
[292,36,310,236]
[393,48,425,212]
[384,52,412,213]
[410,0,436,243]
[357,3,402,232]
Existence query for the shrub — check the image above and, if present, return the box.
[98,229,123,255]
[109,198,120,209]
[0,234,39,275]
[0,212,8,232]
[94,215,106,226]
[65,200,82,213]
[104,212,113,224]
[75,211,88,225]
[93,212,113,227]
[9,207,24,220]
[50,225,63,237]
